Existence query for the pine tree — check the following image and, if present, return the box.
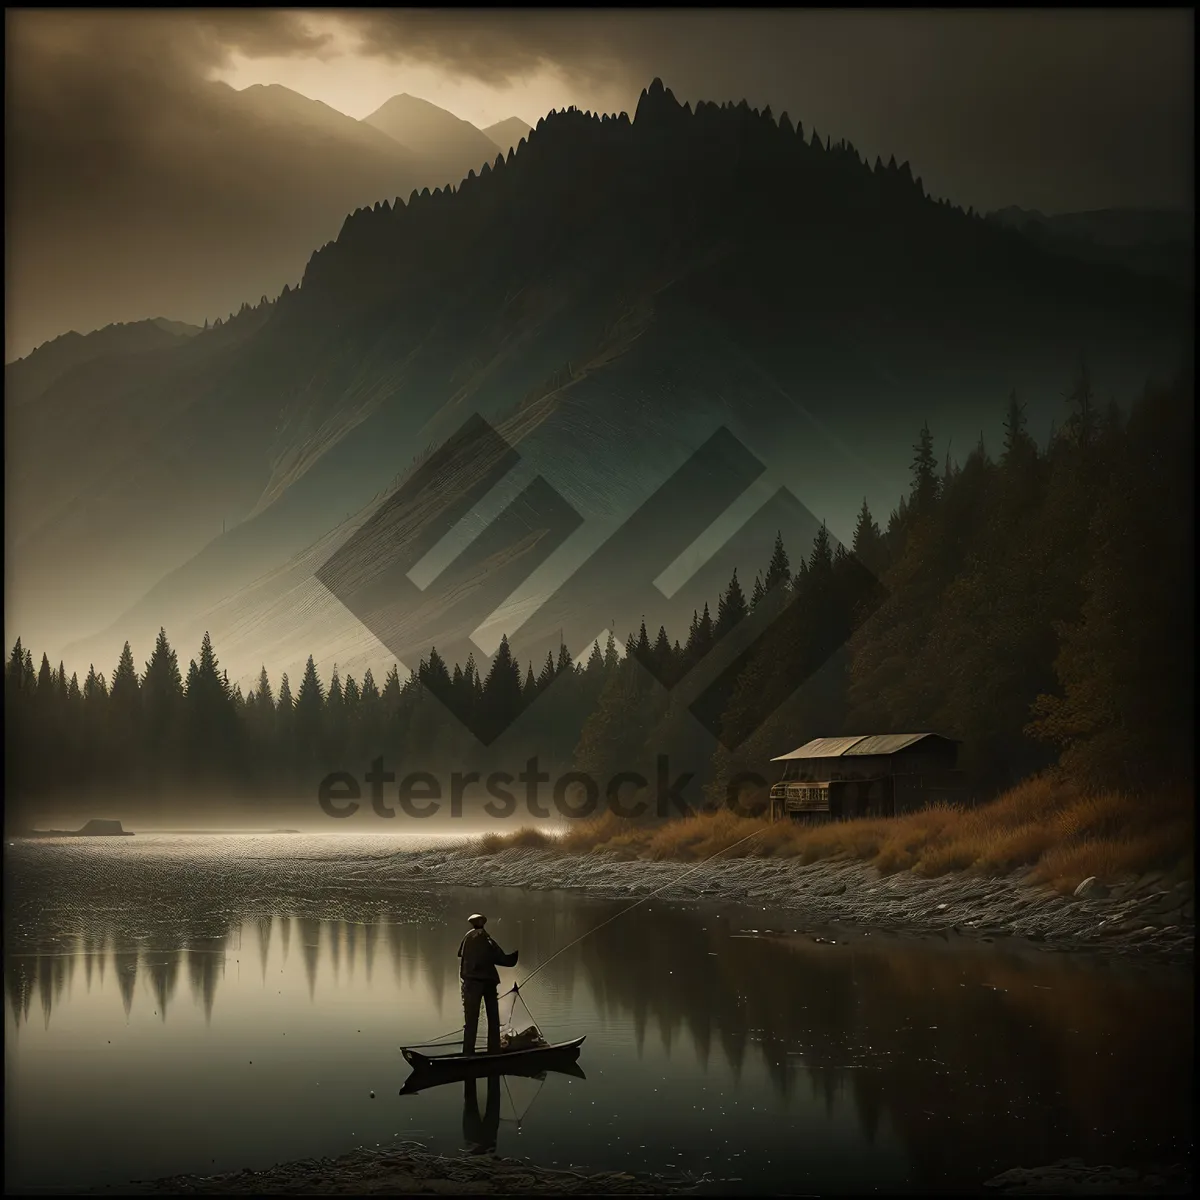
[5,639,28,694]
[328,665,344,713]
[537,651,557,691]
[380,665,402,716]
[586,641,605,675]
[1063,360,1097,450]
[277,673,294,715]
[420,647,452,693]
[652,625,674,683]
[255,666,274,713]
[751,573,766,608]
[851,498,885,577]
[634,620,652,667]
[110,642,140,712]
[715,570,748,639]
[36,652,53,696]
[294,656,325,761]
[1001,391,1034,462]
[480,635,524,742]
[764,531,791,592]
[911,421,939,514]
[603,631,620,671]
[84,664,108,702]
[808,522,834,576]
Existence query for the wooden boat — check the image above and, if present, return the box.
[400,1036,585,1075]
[399,1054,586,1095]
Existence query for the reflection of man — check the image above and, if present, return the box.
[462,1074,502,1154]
[457,913,518,1054]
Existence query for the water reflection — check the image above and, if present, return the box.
[4,842,1193,1194]
[463,1076,501,1154]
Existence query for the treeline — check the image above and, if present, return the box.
[6,366,1191,824]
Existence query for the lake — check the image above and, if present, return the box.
[3,835,1193,1194]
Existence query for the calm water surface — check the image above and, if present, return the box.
[3,835,1193,1194]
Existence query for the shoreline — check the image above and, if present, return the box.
[78,1143,691,1196]
[74,1148,1193,1197]
[6,834,1193,965]
[385,843,1195,965]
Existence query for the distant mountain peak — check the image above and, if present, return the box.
[362,93,500,185]
[482,115,534,154]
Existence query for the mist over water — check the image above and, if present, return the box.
[4,835,1192,1194]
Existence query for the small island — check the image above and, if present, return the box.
[23,818,133,837]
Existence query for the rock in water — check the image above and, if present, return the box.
[76,819,130,836]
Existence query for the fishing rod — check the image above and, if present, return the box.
[404,822,770,1049]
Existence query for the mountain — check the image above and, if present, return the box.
[483,116,535,155]
[7,83,431,361]
[985,206,1194,289]
[363,94,504,186]
[5,318,201,408]
[12,80,1188,694]
[234,83,425,159]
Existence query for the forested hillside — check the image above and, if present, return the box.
[6,366,1190,828]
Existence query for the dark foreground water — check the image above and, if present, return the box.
[3,835,1193,1194]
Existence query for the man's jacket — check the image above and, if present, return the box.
[457,927,519,985]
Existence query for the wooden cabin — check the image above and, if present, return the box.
[768,734,967,823]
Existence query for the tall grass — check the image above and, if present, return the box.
[469,771,1194,893]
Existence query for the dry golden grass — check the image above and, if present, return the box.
[470,825,554,855]
[470,770,1194,892]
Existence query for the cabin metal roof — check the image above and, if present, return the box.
[771,733,951,761]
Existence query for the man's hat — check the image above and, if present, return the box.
[468,913,487,926]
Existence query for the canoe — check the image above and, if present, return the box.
[400,1036,585,1073]
[399,1055,586,1095]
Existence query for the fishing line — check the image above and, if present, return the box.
[404,822,769,1049]
[510,823,770,992]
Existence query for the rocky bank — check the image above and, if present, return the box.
[364,844,1194,964]
[86,1143,689,1196]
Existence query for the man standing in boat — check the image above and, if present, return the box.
[458,913,518,1055]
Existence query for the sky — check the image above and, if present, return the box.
[8,8,1194,215]
[7,8,1193,357]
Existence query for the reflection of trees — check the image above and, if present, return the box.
[363,918,379,982]
[145,948,183,1021]
[560,908,1192,1186]
[255,916,273,981]
[3,866,1190,1188]
[82,929,102,992]
[297,917,322,999]
[184,921,229,1024]
[6,954,35,1027]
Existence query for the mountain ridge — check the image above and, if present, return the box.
[5,318,202,401]
[12,79,1188,688]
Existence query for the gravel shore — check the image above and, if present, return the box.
[983,1158,1192,1195]
[84,1144,689,1196]
[363,844,1195,964]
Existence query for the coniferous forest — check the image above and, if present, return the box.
[5,366,1191,829]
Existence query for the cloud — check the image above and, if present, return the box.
[8,8,1191,209]
[3,9,1192,355]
